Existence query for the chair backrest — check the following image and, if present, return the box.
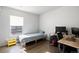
[55,26,68,35]
[57,32,63,40]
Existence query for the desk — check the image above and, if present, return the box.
[58,36,79,53]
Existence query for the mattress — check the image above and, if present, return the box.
[19,32,45,43]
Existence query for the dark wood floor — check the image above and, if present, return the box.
[25,40,59,53]
[0,40,59,53]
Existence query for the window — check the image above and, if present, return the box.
[10,15,24,34]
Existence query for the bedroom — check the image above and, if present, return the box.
[0,6,79,53]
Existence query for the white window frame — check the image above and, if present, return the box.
[10,15,24,35]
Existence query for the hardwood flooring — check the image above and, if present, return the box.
[0,44,26,53]
[25,40,59,53]
[0,40,59,53]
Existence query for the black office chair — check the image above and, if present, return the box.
[57,32,63,40]
[57,32,64,51]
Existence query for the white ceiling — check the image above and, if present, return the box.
[8,6,61,15]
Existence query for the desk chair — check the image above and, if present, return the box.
[57,32,63,40]
[57,32,64,52]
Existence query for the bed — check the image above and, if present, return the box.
[19,32,46,46]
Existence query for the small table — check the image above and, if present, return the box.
[58,36,79,53]
[8,38,16,47]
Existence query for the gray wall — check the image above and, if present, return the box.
[0,7,39,46]
[40,6,79,40]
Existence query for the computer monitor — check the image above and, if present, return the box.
[71,27,79,37]
[55,26,66,33]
